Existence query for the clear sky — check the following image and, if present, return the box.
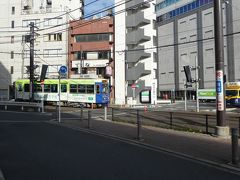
[84,0,114,17]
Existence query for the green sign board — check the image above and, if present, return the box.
[140,90,151,103]
[88,97,94,101]
[198,91,216,97]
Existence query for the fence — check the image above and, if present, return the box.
[0,101,42,112]
[110,108,240,137]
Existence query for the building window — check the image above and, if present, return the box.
[11,51,14,59]
[11,36,14,43]
[11,66,14,74]
[12,7,15,15]
[153,52,157,62]
[73,51,87,60]
[44,18,62,27]
[75,33,110,42]
[44,33,62,42]
[153,36,157,46]
[43,49,62,57]
[156,0,214,23]
[22,19,40,28]
[24,50,39,59]
[11,21,14,28]
[154,69,157,79]
[98,51,110,59]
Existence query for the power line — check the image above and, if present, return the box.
[36,0,134,33]
[1,30,240,56]
[37,0,149,36]
[35,0,102,26]
[0,0,99,30]
[0,0,140,37]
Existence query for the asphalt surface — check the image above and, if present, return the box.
[0,110,240,179]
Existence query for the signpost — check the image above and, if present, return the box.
[58,66,68,123]
[41,80,44,113]
[131,84,139,105]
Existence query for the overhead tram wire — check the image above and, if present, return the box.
[2,30,240,56]
[0,0,238,36]
[1,2,239,40]
[2,11,240,42]
[0,0,102,30]
[37,0,151,35]
[34,0,103,26]
[36,0,134,33]
[0,0,135,37]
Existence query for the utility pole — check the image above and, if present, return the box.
[29,22,35,102]
[214,0,229,137]
[195,56,199,112]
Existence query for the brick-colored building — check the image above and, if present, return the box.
[68,17,114,101]
[68,17,113,76]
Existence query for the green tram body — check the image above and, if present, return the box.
[15,78,110,105]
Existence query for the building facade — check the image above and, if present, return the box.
[68,17,114,102]
[0,0,83,99]
[115,0,157,105]
[156,0,240,98]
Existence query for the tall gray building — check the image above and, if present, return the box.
[156,0,240,98]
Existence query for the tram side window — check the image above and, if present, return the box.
[17,84,23,92]
[44,84,50,92]
[96,85,100,94]
[61,84,67,93]
[70,84,77,93]
[86,85,94,94]
[78,85,85,93]
[24,84,29,92]
[34,84,42,92]
[51,84,58,93]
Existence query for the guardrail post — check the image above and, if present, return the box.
[88,110,92,129]
[137,110,143,141]
[80,106,83,121]
[170,112,173,129]
[112,108,114,121]
[239,117,240,137]
[55,105,58,121]
[231,128,239,166]
[206,115,209,134]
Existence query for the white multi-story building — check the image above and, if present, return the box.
[0,0,83,99]
[114,0,157,105]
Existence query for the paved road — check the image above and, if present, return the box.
[0,111,239,180]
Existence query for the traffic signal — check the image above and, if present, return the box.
[40,64,48,81]
[183,65,192,83]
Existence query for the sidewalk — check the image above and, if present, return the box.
[52,114,240,169]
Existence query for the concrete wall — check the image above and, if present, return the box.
[114,0,126,105]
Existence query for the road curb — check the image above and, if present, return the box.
[48,121,240,175]
[0,169,5,180]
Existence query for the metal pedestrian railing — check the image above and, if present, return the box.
[110,108,240,137]
[0,101,42,112]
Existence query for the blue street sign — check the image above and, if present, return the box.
[216,80,222,93]
[59,66,67,75]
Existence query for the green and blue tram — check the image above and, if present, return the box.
[15,78,110,106]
